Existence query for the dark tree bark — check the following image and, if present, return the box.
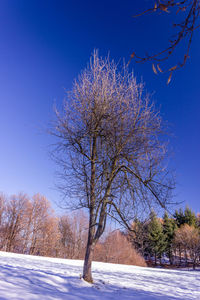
[83,219,95,282]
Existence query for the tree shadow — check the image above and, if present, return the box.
[0,263,195,300]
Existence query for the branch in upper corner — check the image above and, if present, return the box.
[130,0,200,83]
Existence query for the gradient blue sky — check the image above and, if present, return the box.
[0,0,199,213]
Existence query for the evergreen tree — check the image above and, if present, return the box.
[163,212,176,265]
[197,213,200,228]
[174,207,197,228]
[184,206,197,227]
[148,211,166,265]
[173,207,197,265]
[174,209,185,227]
[129,219,149,259]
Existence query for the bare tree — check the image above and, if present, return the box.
[4,193,30,252]
[174,224,200,269]
[131,1,200,82]
[0,194,6,250]
[59,215,74,258]
[69,211,88,259]
[38,215,60,257]
[94,230,147,266]
[28,193,58,256]
[52,51,174,282]
[59,211,88,259]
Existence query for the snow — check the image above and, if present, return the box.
[0,251,199,299]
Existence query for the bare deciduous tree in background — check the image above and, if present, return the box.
[174,224,200,269]
[132,0,200,82]
[4,194,30,252]
[94,230,147,267]
[59,211,88,259]
[59,215,74,258]
[28,193,57,256]
[52,50,174,282]
[0,194,6,249]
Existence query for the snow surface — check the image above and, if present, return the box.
[0,251,199,299]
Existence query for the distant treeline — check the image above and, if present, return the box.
[0,193,199,268]
[128,208,200,269]
[0,193,146,267]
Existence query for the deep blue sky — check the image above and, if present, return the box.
[0,0,199,213]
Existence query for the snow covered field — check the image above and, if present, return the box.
[0,251,199,299]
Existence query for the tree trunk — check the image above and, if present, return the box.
[193,256,196,270]
[184,248,187,266]
[179,246,182,266]
[83,213,96,283]
[82,135,97,283]
[169,250,173,265]
[83,237,95,283]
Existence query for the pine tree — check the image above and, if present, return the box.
[148,211,166,265]
[184,206,197,227]
[173,207,197,265]
[174,207,197,228]
[174,209,185,227]
[129,219,149,259]
[163,212,176,265]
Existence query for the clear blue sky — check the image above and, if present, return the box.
[0,0,199,213]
